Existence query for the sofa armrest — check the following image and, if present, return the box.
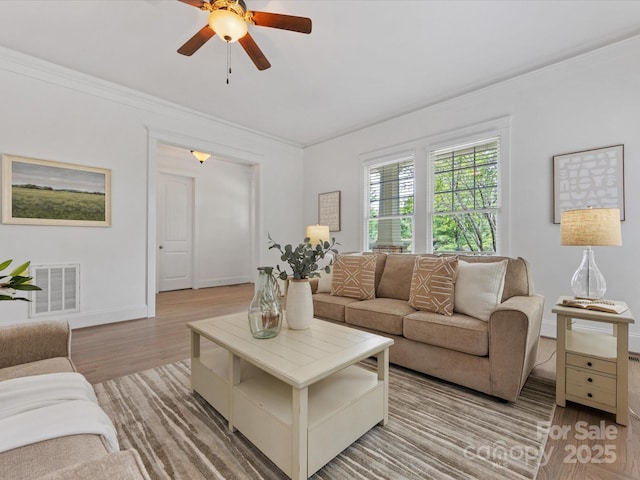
[0,320,71,369]
[487,294,545,401]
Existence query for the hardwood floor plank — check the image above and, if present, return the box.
[71,284,254,383]
[70,286,640,479]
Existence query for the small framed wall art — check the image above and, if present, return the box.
[2,154,112,227]
[552,144,624,224]
[318,190,341,232]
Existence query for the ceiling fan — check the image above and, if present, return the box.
[177,0,312,71]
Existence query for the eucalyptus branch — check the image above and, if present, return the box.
[267,234,339,281]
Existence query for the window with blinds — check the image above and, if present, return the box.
[366,157,414,253]
[431,138,499,254]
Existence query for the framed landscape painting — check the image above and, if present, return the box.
[2,155,111,226]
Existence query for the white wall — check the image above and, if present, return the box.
[303,36,640,352]
[0,47,303,328]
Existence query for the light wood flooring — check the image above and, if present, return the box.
[71,285,640,480]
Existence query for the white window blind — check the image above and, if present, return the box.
[366,156,415,253]
[431,137,500,254]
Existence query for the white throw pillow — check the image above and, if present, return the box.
[454,259,507,321]
[317,269,333,293]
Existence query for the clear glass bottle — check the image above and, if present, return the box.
[248,267,282,339]
[570,247,607,298]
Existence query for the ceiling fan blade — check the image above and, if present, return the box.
[250,11,312,34]
[177,0,207,8]
[178,25,216,56]
[238,33,271,70]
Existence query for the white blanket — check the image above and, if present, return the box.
[0,372,119,453]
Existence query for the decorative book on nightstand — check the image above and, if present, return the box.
[559,297,628,314]
[553,296,635,426]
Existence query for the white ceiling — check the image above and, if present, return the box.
[1,1,640,147]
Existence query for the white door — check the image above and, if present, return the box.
[157,173,194,292]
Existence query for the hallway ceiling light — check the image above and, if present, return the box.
[191,150,211,164]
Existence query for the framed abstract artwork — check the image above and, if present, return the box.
[552,145,624,223]
[318,190,341,231]
[2,154,112,226]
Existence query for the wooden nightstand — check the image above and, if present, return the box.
[553,296,635,425]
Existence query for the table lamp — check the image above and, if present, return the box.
[305,225,330,245]
[560,207,621,299]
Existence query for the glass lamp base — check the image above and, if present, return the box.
[570,248,607,299]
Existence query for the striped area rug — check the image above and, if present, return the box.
[94,360,555,480]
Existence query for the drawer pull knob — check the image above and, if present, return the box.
[587,362,593,367]
[588,377,593,382]
[588,393,593,398]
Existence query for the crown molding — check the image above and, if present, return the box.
[0,45,302,149]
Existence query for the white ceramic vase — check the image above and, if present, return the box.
[285,279,313,329]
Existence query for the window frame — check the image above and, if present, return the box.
[426,119,511,256]
[358,117,511,256]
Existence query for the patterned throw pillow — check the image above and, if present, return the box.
[408,256,458,316]
[330,255,377,300]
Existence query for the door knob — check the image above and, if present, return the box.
[159,245,164,249]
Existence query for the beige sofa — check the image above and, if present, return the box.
[312,253,544,402]
[0,320,150,479]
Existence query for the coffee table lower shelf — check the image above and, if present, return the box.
[192,348,385,478]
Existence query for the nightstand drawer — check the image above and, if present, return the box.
[566,382,616,407]
[566,367,616,391]
[566,353,616,375]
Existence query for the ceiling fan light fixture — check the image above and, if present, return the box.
[209,9,248,43]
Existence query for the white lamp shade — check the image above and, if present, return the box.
[560,208,621,246]
[208,10,248,43]
[306,225,330,245]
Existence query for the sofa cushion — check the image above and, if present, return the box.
[408,256,458,316]
[376,254,420,300]
[454,259,507,321]
[331,254,377,300]
[312,292,360,322]
[345,298,417,335]
[363,251,388,292]
[403,310,489,356]
[458,255,534,301]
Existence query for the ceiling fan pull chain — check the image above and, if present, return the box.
[226,41,231,85]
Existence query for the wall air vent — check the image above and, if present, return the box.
[29,264,80,318]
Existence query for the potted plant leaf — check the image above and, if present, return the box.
[0,260,42,301]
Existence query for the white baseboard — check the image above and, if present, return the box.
[196,276,252,289]
[540,317,640,354]
[58,305,149,329]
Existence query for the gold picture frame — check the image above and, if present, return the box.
[2,154,112,227]
[318,190,341,232]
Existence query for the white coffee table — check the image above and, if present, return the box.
[188,314,393,480]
